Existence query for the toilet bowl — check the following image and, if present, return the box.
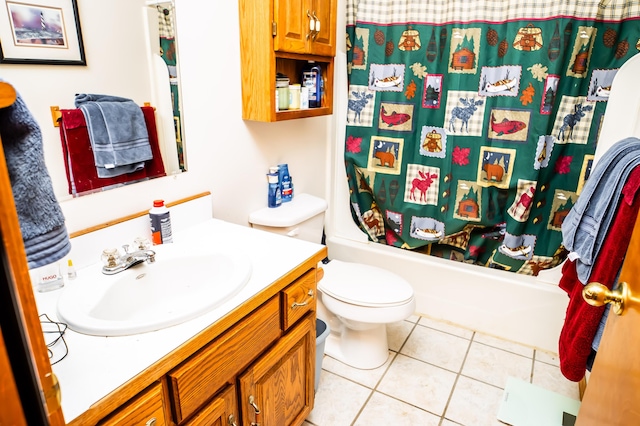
[248,193,416,370]
[318,259,415,369]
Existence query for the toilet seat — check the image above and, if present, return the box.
[319,260,414,307]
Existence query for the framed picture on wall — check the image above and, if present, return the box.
[0,0,85,65]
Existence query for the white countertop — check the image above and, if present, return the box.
[35,219,325,422]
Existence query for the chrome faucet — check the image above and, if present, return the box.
[101,239,156,275]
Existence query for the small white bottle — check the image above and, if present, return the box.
[67,259,77,280]
[149,200,173,244]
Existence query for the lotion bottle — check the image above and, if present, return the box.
[149,200,173,244]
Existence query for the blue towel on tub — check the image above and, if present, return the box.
[75,93,152,178]
[0,82,71,268]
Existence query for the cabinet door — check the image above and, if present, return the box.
[99,382,167,426]
[183,385,238,426]
[274,0,309,54]
[238,314,315,426]
[309,0,336,56]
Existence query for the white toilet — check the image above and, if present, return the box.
[249,193,416,369]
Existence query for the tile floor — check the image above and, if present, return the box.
[304,314,580,426]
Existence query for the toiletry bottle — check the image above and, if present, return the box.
[276,73,290,111]
[67,259,77,280]
[302,62,322,108]
[278,163,293,202]
[149,199,173,244]
[289,84,301,109]
[267,169,282,208]
[34,262,65,292]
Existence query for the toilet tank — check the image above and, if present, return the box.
[248,193,328,243]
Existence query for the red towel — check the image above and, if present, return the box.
[59,106,166,194]
[558,165,640,381]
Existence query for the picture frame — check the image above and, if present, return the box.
[0,0,85,65]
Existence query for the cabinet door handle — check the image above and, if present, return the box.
[292,289,314,309]
[306,10,314,40]
[228,414,238,426]
[145,418,157,426]
[312,11,320,39]
[249,395,261,426]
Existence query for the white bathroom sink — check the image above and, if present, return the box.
[56,244,252,336]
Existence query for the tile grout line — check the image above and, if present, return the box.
[350,319,419,425]
[438,330,476,426]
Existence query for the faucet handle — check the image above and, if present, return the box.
[122,244,130,254]
[101,248,119,268]
[134,237,151,250]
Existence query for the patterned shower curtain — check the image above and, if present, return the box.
[344,0,640,275]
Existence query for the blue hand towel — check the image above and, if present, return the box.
[0,83,71,268]
[75,93,152,178]
[561,137,640,283]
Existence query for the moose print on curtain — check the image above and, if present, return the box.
[344,0,640,275]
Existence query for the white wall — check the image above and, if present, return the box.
[0,0,329,233]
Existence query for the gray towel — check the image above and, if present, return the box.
[0,84,71,268]
[75,93,152,178]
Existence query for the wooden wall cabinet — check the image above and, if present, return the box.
[239,0,337,122]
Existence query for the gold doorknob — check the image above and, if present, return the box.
[582,282,632,315]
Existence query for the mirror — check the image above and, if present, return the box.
[143,0,186,175]
[0,0,187,199]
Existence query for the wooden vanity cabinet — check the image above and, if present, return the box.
[98,381,168,426]
[238,0,337,122]
[70,259,323,426]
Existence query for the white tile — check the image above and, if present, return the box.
[462,342,533,388]
[354,391,441,426]
[535,349,560,367]
[322,352,395,389]
[387,320,415,352]
[401,326,470,372]
[445,376,505,426]
[306,371,372,426]
[418,316,474,339]
[532,361,581,400]
[378,354,457,416]
[473,332,534,358]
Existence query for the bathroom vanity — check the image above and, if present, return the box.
[33,199,327,426]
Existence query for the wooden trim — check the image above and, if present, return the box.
[0,81,65,424]
[579,376,587,400]
[69,191,212,239]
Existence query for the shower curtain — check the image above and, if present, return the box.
[344,0,640,275]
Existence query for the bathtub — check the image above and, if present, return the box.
[324,52,568,354]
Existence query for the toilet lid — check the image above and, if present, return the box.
[319,260,414,307]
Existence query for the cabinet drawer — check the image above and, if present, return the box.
[99,381,166,426]
[169,296,281,423]
[281,269,317,331]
